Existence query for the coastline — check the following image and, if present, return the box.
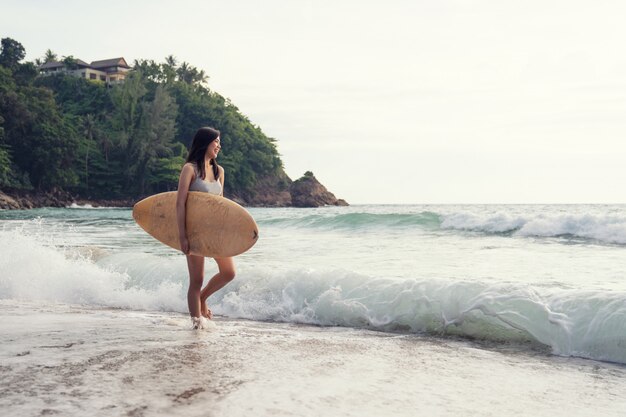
[2,300,625,417]
[0,189,134,210]
[0,171,348,210]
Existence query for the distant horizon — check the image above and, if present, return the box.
[3,0,626,204]
[339,202,626,206]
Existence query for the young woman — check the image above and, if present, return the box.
[176,127,236,328]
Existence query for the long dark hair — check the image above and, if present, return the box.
[186,127,220,180]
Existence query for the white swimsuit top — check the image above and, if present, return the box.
[188,163,222,195]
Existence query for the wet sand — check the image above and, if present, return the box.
[1,300,625,417]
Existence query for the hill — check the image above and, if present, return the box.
[0,37,347,208]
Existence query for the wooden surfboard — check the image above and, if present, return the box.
[132,191,258,257]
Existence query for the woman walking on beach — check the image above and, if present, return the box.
[176,127,236,328]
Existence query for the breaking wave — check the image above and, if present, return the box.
[257,211,626,245]
[1,229,625,364]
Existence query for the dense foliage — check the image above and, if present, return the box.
[0,38,283,198]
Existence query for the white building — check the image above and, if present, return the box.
[39,57,131,84]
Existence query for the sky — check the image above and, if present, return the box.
[2,0,626,204]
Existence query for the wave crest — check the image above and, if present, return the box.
[258,210,626,245]
[442,212,626,244]
[260,212,442,230]
[2,226,625,364]
[213,270,626,364]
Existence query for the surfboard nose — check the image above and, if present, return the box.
[132,201,144,223]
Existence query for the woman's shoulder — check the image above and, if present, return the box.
[181,162,197,175]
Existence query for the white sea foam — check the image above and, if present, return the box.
[67,203,127,209]
[256,208,626,245]
[68,203,94,209]
[441,212,626,244]
[517,214,626,243]
[441,212,526,233]
[0,230,187,312]
[1,229,625,364]
[212,269,626,364]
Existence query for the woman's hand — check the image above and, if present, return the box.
[179,234,190,254]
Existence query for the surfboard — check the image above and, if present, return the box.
[132,191,258,257]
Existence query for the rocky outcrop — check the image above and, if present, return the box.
[0,171,348,209]
[229,170,348,208]
[0,189,134,210]
[0,189,75,210]
[230,171,293,207]
[289,172,348,208]
[0,191,21,210]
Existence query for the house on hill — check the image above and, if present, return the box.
[39,57,131,84]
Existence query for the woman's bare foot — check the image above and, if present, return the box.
[191,316,203,329]
[200,299,213,320]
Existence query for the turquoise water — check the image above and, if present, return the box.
[1,204,626,363]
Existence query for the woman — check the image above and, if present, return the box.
[176,127,236,328]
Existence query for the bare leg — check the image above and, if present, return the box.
[186,254,205,320]
[200,257,236,319]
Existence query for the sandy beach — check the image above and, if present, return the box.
[1,300,625,417]
[3,1,626,415]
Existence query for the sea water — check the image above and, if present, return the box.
[1,204,625,365]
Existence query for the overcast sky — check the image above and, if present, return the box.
[3,0,626,203]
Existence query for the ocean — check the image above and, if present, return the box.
[1,204,626,416]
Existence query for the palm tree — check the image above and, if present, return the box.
[177,61,191,83]
[43,49,57,63]
[164,55,178,69]
[162,55,178,83]
[62,55,78,70]
[194,69,209,85]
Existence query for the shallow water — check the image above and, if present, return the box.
[1,301,625,417]
[1,204,625,364]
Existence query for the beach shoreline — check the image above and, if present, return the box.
[0,171,348,210]
[2,300,625,417]
[0,189,135,210]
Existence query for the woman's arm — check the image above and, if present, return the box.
[219,166,225,197]
[176,163,195,254]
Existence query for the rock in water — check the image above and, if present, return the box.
[290,171,349,208]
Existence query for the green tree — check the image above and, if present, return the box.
[0,114,11,186]
[162,55,178,84]
[43,49,57,63]
[36,72,112,116]
[3,88,79,189]
[62,55,78,70]
[0,65,28,188]
[13,62,38,86]
[134,84,178,194]
[82,114,96,190]
[132,59,163,84]
[165,55,178,68]
[108,70,148,190]
[0,38,25,71]
[1,40,289,201]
